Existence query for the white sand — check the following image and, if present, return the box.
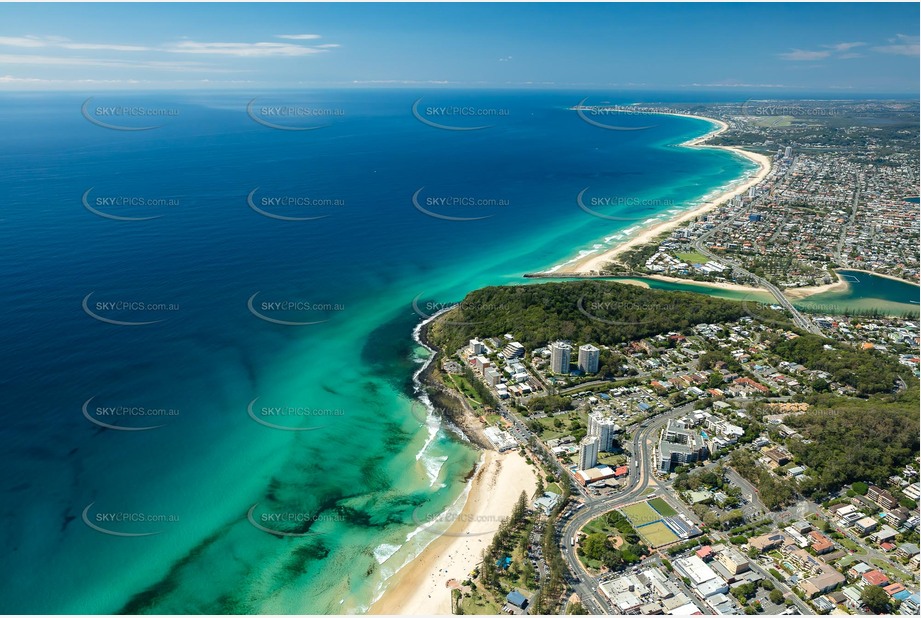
[559,113,773,275]
[370,450,539,615]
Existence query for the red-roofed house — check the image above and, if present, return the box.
[862,570,890,587]
[884,583,906,597]
[614,465,629,478]
[696,546,713,561]
[810,532,834,555]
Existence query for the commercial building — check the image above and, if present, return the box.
[578,435,600,471]
[588,411,620,452]
[868,485,898,509]
[715,548,750,575]
[658,419,707,473]
[483,427,517,452]
[577,344,600,374]
[550,341,571,374]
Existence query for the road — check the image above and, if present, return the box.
[835,177,861,264]
[554,404,697,613]
[691,233,822,336]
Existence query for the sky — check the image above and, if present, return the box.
[0,2,918,93]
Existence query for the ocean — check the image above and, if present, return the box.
[0,89,755,613]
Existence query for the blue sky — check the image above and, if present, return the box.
[1,2,918,93]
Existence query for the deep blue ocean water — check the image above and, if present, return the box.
[0,90,755,613]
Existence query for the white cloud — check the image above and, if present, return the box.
[778,49,832,61]
[872,34,920,56]
[0,34,337,58]
[0,36,47,48]
[0,54,242,72]
[275,34,322,40]
[822,42,865,52]
[164,41,327,57]
[59,42,152,51]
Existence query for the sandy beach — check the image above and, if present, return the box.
[644,274,764,295]
[557,112,773,275]
[782,272,850,300]
[370,450,539,616]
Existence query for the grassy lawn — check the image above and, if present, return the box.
[838,537,864,553]
[675,251,710,265]
[621,502,661,528]
[649,497,678,517]
[546,482,562,495]
[583,515,620,537]
[871,558,914,583]
[532,411,584,441]
[446,374,484,407]
[598,452,627,467]
[458,585,502,615]
[485,413,502,425]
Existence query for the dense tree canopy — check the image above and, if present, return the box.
[430,281,750,352]
[772,334,905,395]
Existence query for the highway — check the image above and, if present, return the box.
[555,404,695,613]
[691,231,822,336]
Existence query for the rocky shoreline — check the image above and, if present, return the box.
[415,315,494,451]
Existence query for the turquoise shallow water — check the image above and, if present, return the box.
[791,270,920,316]
[0,90,758,613]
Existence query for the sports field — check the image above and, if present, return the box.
[620,501,661,528]
[649,497,678,517]
[637,521,680,547]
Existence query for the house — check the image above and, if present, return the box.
[764,448,791,466]
[800,569,846,598]
[812,596,835,613]
[847,562,872,579]
[842,585,863,610]
[696,545,713,561]
[853,516,878,535]
[829,503,857,519]
[896,542,920,559]
[749,532,786,551]
[899,593,920,615]
[861,570,890,588]
[809,531,834,555]
[874,525,898,544]
[886,506,910,526]
[867,485,898,509]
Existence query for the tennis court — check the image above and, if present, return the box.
[637,521,680,547]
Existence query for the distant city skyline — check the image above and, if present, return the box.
[1,2,918,93]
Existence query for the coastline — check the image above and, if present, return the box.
[644,274,764,295]
[556,112,773,275]
[782,272,850,300]
[371,308,539,615]
[369,450,539,615]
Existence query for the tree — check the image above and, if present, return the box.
[567,602,588,615]
[581,533,608,561]
[862,585,890,614]
[769,588,784,605]
[852,481,869,495]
